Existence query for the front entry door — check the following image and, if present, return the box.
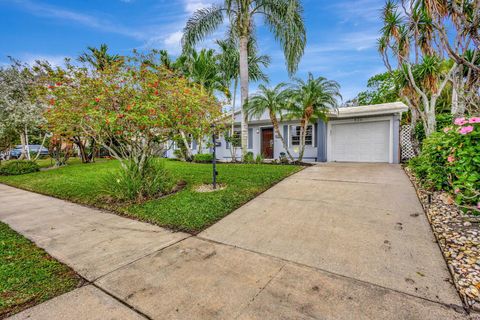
[261,128,274,159]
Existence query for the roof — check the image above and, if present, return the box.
[223,101,409,123]
[330,102,409,118]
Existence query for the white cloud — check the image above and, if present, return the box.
[184,0,213,14]
[10,0,143,39]
[20,54,70,67]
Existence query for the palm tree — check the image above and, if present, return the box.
[286,73,341,162]
[182,0,306,159]
[78,44,122,71]
[216,37,270,161]
[177,48,226,95]
[245,83,294,161]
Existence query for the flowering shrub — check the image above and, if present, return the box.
[409,116,480,213]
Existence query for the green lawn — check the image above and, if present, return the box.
[0,222,80,318]
[0,159,302,233]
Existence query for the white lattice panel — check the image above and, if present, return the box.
[400,125,416,161]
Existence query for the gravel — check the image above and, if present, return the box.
[405,167,480,312]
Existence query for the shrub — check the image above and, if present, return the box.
[0,160,40,175]
[243,152,255,164]
[193,153,213,163]
[409,116,480,212]
[414,113,453,144]
[101,158,176,203]
[255,153,264,164]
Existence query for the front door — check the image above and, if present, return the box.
[261,128,274,159]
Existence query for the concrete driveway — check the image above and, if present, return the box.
[2,164,467,319]
[201,163,462,307]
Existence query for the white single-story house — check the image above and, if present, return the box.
[165,102,409,164]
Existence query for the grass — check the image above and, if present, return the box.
[0,159,302,233]
[0,222,80,318]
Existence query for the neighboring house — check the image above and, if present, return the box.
[165,102,408,164]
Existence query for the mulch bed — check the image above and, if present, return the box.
[405,167,480,312]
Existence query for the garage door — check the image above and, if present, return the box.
[330,120,390,162]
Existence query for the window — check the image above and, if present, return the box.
[290,125,313,146]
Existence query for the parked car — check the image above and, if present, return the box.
[9,145,49,159]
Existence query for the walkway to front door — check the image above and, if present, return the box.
[261,127,274,158]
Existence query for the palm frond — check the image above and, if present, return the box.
[261,0,306,75]
[182,6,225,51]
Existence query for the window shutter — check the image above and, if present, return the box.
[314,124,318,147]
[192,139,197,150]
[248,128,253,149]
[283,125,288,146]
[225,133,230,149]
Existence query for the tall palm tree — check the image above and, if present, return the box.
[182,0,306,159]
[78,44,122,71]
[245,83,294,161]
[216,37,270,161]
[287,73,341,162]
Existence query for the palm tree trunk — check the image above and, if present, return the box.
[230,78,238,162]
[269,111,294,162]
[298,117,308,162]
[239,35,249,160]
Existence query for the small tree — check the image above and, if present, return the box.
[34,60,96,164]
[42,51,221,177]
[0,60,45,160]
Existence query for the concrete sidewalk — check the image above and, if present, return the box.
[0,164,468,319]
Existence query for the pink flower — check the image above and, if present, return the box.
[447,155,455,163]
[459,125,474,135]
[454,188,460,194]
[454,118,467,125]
[477,202,480,209]
[443,127,452,133]
[468,117,480,124]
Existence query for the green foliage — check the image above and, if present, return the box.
[101,158,176,203]
[409,117,480,212]
[414,113,453,143]
[243,151,255,164]
[0,160,39,176]
[193,153,213,163]
[225,131,241,148]
[255,153,264,164]
[356,71,400,105]
[0,222,79,317]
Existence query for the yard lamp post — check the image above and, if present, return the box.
[211,124,218,189]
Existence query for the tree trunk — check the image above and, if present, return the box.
[270,111,294,162]
[73,137,89,163]
[230,78,238,162]
[451,66,465,117]
[239,35,250,160]
[425,101,437,136]
[298,117,308,162]
[34,133,48,161]
[179,130,192,161]
[24,126,30,160]
[19,132,26,160]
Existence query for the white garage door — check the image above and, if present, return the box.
[330,120,390,162]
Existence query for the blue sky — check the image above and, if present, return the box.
[0,0,388,100]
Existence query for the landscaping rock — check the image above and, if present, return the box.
[405,167,480,312]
